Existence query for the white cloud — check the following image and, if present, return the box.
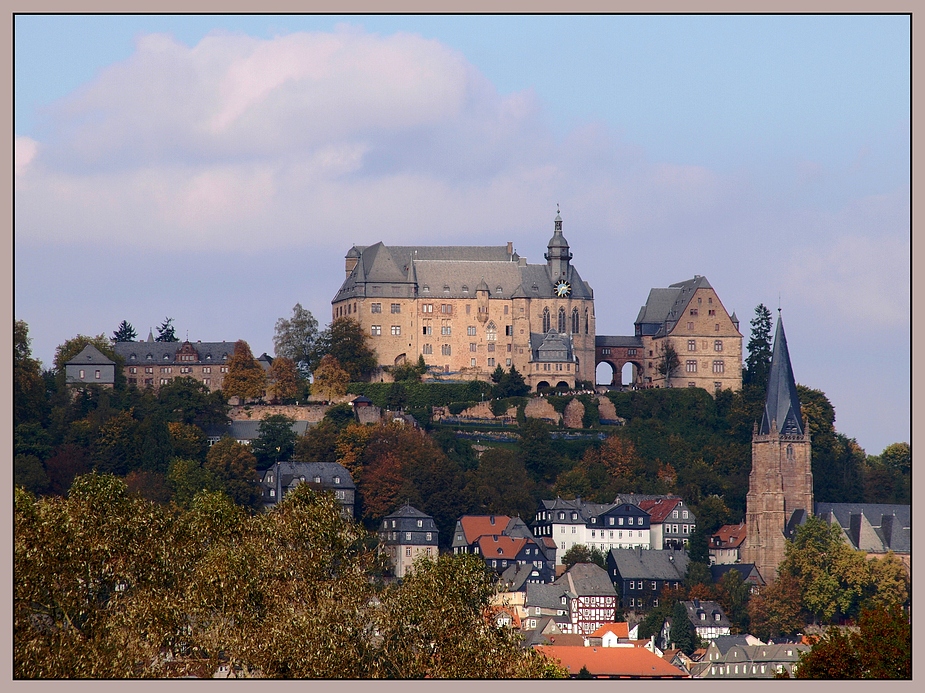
[14,136,37,178]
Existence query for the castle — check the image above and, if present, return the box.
[332,211,743,393]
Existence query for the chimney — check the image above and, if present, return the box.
[506,241,513,255]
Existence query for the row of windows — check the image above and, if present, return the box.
[541,307,587,334]
[684,360,726,373]
[76,369,103,380]
[128,352,227,362]
[687,340,724,352]
[128,366,223,375]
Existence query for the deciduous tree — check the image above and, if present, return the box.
[204,438,262,510]
[313,317,378,382]
[221,340,267,402]
[272,303,319,378]
[14,320,46,426]
[312,354,350,400]
[267,356,301,403]
[250,414,298,469]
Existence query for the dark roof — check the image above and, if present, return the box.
[634,276,713,337]
[114,340,237,364]
[814,502,911,553]
[555,563,616,597]
[708,635,754,656]
[710,563,764,586]
[608,547,689,581]
[595,335,644,348]
[759,314,804,435]
[66,344,115,366]
[261,461,355,491]
[525,582,569,610]
[682,600,731,630]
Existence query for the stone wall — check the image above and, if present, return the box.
[228,404,330,422]
[563,398,585,428]
[523,398,561,424]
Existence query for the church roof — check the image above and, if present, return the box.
[759,314,803,435]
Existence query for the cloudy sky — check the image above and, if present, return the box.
[14,14,909,455]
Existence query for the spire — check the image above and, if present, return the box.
[545,206,572,280]
[759,311,803,435]
[147,328,154,342]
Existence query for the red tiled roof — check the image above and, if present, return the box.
[459,515,511,544]
[544,634,586,647]
[638,498,681,524]
[589,622,630,639]
[712,522,746,548]
[537,645,689,678]
[477,534,526,559]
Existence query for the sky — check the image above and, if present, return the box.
[14,14,910,456]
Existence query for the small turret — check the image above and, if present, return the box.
[545,207,572,281]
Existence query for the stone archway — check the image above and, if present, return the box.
[596,360,618,386]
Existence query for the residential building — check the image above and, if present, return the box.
[259,461,355,517]
[636,496,696,550]
[695,640,809,679]
[331,211,596,390]
[532,497,651,563]
[607,547,688,612]
[678,599,732,641]
[586,622,631,647]
[535,645,688,679]
[453,514,556,583]
[742,312,813,583]
[114,338,240,393]
[205,420,312,447]
[525,563,618,636]
[595,275,742,393]
[814,502,911,570]
[709,563,765,592]
[378,505,439,578]
[710,521,746,564]
[64,344,116,388]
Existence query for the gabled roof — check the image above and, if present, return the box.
[706,635,753,656]
[634,276,714,338]
[66,344,115,366]
[525,582,569,610]
[458,515,512,544]
[682,600,731,630]
[261,460,355,491]
[477,534,527,560]
[759,313,804,435]
[608,548,689,581]
[589,622,630,639]
[814,502,911,553]
[537,645,688,678]
[384,504,433,521]
[710,563,765,586]
[711,522,746,548]
[555,563,617,597]
[638,497,682,524]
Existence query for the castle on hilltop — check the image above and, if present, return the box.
[332,211,743,394]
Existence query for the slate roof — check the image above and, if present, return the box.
[114,340,237,365]
[556,562,617,598]
[707,635,753,656]
[759,313,804,436]
[814,502,911,553]
[66,344,115,366]
[536,645,688,678]
[531,331,575,362]
[261,461,355,494]
[638,497,683,524]
[525,582,569,610]
[332,232,593,304]
[500,562,537,591]
[710,563,765,586]
[595,335,644,348]
[634,276,713,338]
[682,600,731,630]
[608,547,689,581]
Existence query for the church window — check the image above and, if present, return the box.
[572,308,579,333]
[543,307,551,332]
[371,325,381,336]
[371,303,382,313]
[558,307,566,333]
[585,310,589,334]
[714,340,723,351]
[786,444,794,460]
[688,340,696,351]
[712,360,724,373]
[391,303,401,313]
[686,360,697,372]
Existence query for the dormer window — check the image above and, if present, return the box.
[334,476,340,484]
[443,285,450,294]
[146,354,153,360]
[462,285,469,293]
[417,520,423,527]
[422,285,430,293]
[313,476,321,483]
[495,286,503,294]
[163,354,170,361]
[206,354,212,360]
[129,354,136,361]
[222,354,228,360]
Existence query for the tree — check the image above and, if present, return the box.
[518,417,562,485]
[656,341,680,388]
[747,571,805,641]
[561,544,607,570]
[156,377,229,429]
[312,354,350,400]
[267,356,301,403]
[391,355,427,383]
[167,456,222,508]
[668,601,698,655]
[313,317,378,382]
[273,303,319,378]
[14,320,46,426]
[250,414,298,469]
[112,320,137,342]
[221,340,267,402]
[204,438,262,510]
[743,303,773,390]
[155,317,178,342]
[492,365,530,399]
[715,569,750,633]
[14,454,49,495]
[464,448,537,521]
[53,333,116,372]
[795,607,911,679]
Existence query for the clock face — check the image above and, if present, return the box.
[555,280,572,297]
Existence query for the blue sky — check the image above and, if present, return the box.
[14,14,910,455]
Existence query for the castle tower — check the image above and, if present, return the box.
[545,209,572,281]
[742,312,813,582]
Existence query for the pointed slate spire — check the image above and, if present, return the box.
[759,312,803,435]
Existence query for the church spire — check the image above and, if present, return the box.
[545,206,572,280]
[760,311,803,435]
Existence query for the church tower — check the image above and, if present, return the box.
[742,312,813,582]
[545,209,573,282]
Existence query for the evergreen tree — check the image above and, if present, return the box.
[250,414,298,469]
[743,304,773,390]
[668,601,698,654]
[112,320,138,342]
[155,317,179,343]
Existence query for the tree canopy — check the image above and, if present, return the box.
[112,320,138,342]
[743,303,773,390]
[313,317,378,382]
[273,303,319,378]
[221,340,267,402]
[155,317,178,343]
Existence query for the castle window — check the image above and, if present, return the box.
[712,360,724,373]
[441,304,452,314]
[690,308,698,316]
[602,348,611,355]
[441,321,451,335]
[486,322,497,341]
[487,343,495,352]
[585,310,589,334]
[628,348,636,355]
[422,321,432,335]
[488,358,495,367]
[422,344,432,354]
[709,309,716,316]
[470,343,477,352]
[391,325,401,336]
[468,326,476,336]
[505,325,513,336]
[686,360,697,372]
[506,358,511,366]
[688,340,696,351]
[714,340,723,351]
[715,323,720,331]
[471,358,476,366]
[504,305,509,315]
[371,325,381,336]
[422,303,433,313]
[441,344,452,356]
[688,322,694,330]
[558,307,566,333]
[391,303,401,313]
[786,444,794,460]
